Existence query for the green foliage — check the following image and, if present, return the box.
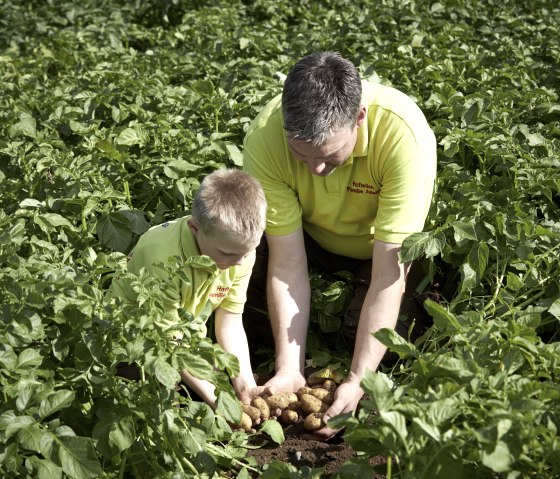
[335,307,560,477]
[0,0,559,477]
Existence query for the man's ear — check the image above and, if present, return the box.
[187,218,200,233]
[355,106,366,128]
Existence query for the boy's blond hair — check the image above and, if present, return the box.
[191,169,266,245]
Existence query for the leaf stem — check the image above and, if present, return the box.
[118,449,128,479]
[124,180,132,208]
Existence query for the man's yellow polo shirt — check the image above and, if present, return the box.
[243,81,437,260]
[109,217,254,332]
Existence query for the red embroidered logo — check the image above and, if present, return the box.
[209,286,230,298]
[346,180,381,195]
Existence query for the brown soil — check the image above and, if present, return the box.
[247,422,386,477]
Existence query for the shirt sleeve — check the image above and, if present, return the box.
[243,98,302,236]
[372,119,437,244]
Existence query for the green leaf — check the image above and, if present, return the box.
[426,398,460,426]
[95,139,122,160]
[18,423,44,452]
[260,419,285,445]
[452,220,478,242]
[216,391,242,424]
[225,142,243,166]
[548,299,560,320]
[400,231,446,262]
[482,441,514,473]
[193,451,217,477]
[468,242,489,278]
[459,263,477,294]
[34,213,77,233]
[25,456,63,479]
[412,417,441,441]
[191,80,214,97]
[9,112,37,138]
[379,411,408,443]
[163,159,203,179]
[154,356,180,389]
[96,213,133,253]
[373,328,418,359]
[462,99,482,126]
[56,435,102,479]
[17,348,43,369]
[185,255,217,269]
[335,461,376,479]
[116,210,149,235]
[116,126,149,146]
[0,412,36,440]
[92,414,136,457]
[38,390,75,419]
[317,311,341,333]
[236,467,251,479]
[424,299,463,334]
[360,371,394,411]
[175,349,215,380]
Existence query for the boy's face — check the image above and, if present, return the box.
[188,219,257,270]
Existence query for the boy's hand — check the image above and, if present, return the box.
[254,369,306,397]
[236,386,263,404]
[232,376,260,404]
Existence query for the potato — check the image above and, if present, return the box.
[240,412,252,432]
[307,370,331,386]
[265,392,298,411]
[280,409,299,425]
[304,412,324,431]
[251,396,270,420]
[322,379,337,392]
[310,387,334,405]
[297,386,313,399]
[242,404,261,425]
[300,393,328,414]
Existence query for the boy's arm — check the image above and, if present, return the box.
[214,307,258,403]
[178,370,217,408]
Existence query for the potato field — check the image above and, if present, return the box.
[1,0,559,478]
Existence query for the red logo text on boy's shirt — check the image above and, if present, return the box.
[209,286,230,298]
[346,180,381,195]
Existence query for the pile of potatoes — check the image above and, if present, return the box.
[240,377,338,433]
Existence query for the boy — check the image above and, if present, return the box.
[110,168,266,407]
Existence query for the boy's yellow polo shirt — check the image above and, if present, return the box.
[243,81,437,260]
[110,217,254,332]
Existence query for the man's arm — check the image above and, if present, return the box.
[317,239,410,437]
[214,307,258,403]
[260,228,310,393]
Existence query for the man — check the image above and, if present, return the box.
[243,51,436,438]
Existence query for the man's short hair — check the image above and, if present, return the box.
[282,51,362,146]
[191,169,266,245]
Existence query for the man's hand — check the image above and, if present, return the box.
[254,369,307,398]
[310,373,364,441]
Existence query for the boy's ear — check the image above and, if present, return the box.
[187,218,200,233]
